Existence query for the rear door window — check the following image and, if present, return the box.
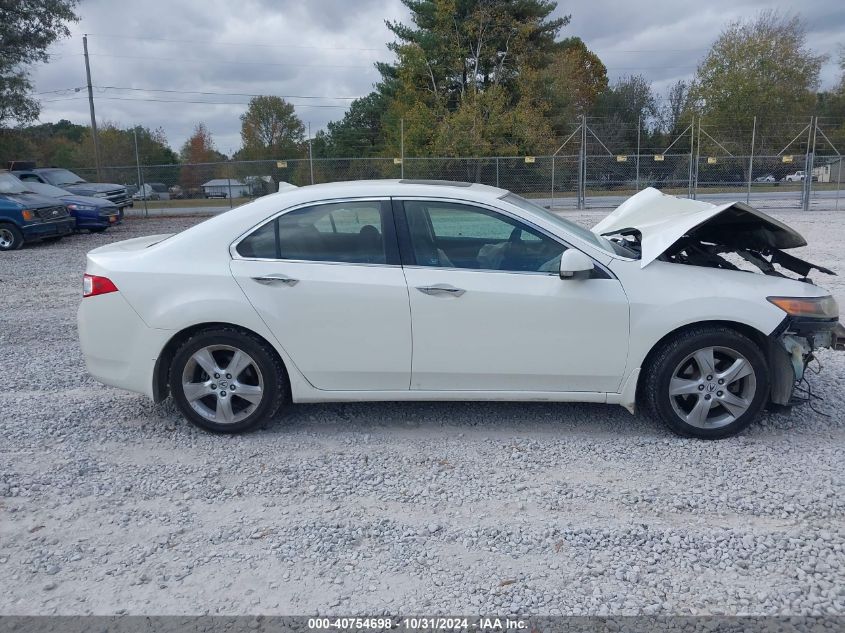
[236,200,398,264]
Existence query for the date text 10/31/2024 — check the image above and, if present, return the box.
[307,617,529,630]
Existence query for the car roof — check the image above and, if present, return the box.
[271,179,508,202]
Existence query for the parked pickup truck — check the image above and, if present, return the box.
[10,165,132,215]
[782,171,818,182]
[0,171,75,251]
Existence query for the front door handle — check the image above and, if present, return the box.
[252,274,299,286]
[416,284,465,297]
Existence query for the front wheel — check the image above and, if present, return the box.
[643,327,769,439]
[168,328,286,433]
[0,224,24,251]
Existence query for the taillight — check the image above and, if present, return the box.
[83,274,118,298]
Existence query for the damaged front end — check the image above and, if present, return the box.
[767,316,845,406]
[593,187,844,407]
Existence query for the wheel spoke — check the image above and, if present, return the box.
[686,395,713,426]
[234,384,262,405]
[718,358,753,386]
[692,348,716,377]
[669,378,701,396]
[192,348,219,377]
[216,396,235,423]
[719,391,750,418]
[183,382,213,402]
[226,350,252,380]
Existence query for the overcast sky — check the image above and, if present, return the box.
[31,0,845,157]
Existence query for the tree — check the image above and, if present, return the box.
[660,80,694,137]
[0,0,79,125]
[521,37,607,137]
[313,91,392,158]
[692,10,825,153]
[374,0,572,157]
[239,96,305,160]
[77,122,177,167]
[591,75,658,152]
[179,123,226,192]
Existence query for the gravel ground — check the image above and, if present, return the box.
[1,209,844,616]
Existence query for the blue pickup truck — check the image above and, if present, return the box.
[11,166,132,217]
[0,171,75,251]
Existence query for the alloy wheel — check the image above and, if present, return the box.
[181,344,265,424]
[668,345,757,429]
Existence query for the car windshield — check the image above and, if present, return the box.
[501,193,619,255]
[43,169,87,186]
[23,181,69,198]
[0,173,32,195]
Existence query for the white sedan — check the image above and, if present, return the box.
[78,181,843,439]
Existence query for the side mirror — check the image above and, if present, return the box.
[559,249,594,279]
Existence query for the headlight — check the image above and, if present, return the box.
[22,209,36,221]
[767,296,839,319]
[67,204,97,211]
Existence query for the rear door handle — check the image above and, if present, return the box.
[416,284,465,297]
[252,274,299,286]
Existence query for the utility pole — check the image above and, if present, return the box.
[400,118,405,179]
[83,35,102,181]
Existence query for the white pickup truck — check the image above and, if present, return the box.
[782,171,817,182]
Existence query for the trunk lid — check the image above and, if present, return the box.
[88,234,173,255]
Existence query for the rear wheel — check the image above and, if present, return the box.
[0,224,23,251]
[168,328,286,433]
[643,326,769,439]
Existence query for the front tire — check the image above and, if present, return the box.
[643,326,769,439]
[0,224,24,251]
[168,328,286,433]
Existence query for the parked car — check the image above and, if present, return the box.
[11,166,132,214]
[17,179,120,232]
[78,181,843,439]
[168,185,186,199]
[782,171,817,183]
[753,174,776,183]
[133,183,171,201]
[0,171,75,251]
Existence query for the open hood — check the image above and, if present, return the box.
[592,188,808,267]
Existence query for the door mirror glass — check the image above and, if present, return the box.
[559,249,594,279]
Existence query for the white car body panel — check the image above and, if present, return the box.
[591,187,806,266]
[230,258,412,391]
[403,266,629,392]
[76,180,839,415]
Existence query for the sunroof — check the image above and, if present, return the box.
[398,179,473,187]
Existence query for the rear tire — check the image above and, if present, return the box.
[0,224,24,251]
[642,326,769,439]
[168,328,287,433]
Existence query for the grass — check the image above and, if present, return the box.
[134,197,252,210]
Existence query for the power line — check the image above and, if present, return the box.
[92,85,362,100]
[89,53,376,69]
[41,95,351,108]
[84,33,385,53]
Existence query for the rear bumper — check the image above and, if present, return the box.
[78,293,173,399]
[22,218,75,241]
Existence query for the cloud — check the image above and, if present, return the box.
[29,0,844,159]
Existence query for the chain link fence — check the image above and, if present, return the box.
[73,117,843,214]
